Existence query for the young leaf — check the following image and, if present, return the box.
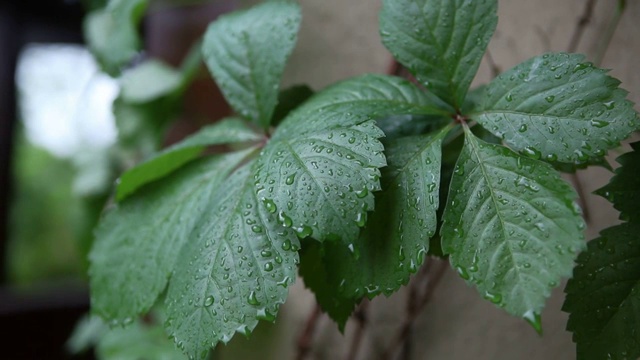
[379,0,498,108]
[254,75,447,243]
[564,222,640,360]
[116,118,260,201]
[119,60,183,104]
[595,142,640,222]
[84,0,148,76]
[299,241,357,331]
[323,127,449,300]
[473,53,640,164]
[202,1,301,128]
[441,126,585,324]
[164,160,300,359]
[271,84,315,126]
[90,150,252,323]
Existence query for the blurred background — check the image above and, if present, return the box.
[0,0,638,359]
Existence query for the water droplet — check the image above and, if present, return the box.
[603,101,615,110]
[518,124,528,133]
[247,291,260,305]
[505,93,513,102]
[278,211,293,227]
[204,296,215,307]
[262,198,277,213]
[355,187,369,198]
[264,262,274,272]
[260,250,272,258]
[285,173,296,185]
[456,265,470,280]
[522,147,541,160]
[294,225,312,239]
[281,239,292,251]
[484,291,502,304]
[545,95,555,103]
[590,119,609,128]
[251,225,263,233]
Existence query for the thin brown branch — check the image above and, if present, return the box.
[296,304,322,360]
[569,173,591,224]
[345,300,370,360]
[484,48,501,79]
[380,259,448,360]
[594,0,626,65]
[567,0,597,53]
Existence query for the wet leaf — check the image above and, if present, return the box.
[473,53,640,164]
[595,142,640,222]
[90,150,253,324]
[441,126,585,323]
[380,0,497,108]
[564,222,640,360]
[165,160,299,359]
[255,75,445,243]
[202,1,301,128]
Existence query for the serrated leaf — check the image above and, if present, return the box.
[116,118,260,201]
[165,160,300,360]
[379,0,497,108]
[595,142,640,222]
[202,1,301,128]
[271,84,314,126]
[84,0,148,76]
[90,150,252,323]
[254,75,447,243]
[564,222,640,360]
[299,241,356,331]
[441,126,585,322]
[323,127,449,301]
[473,53,640,164]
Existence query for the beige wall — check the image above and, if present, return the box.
[227,1,640,359]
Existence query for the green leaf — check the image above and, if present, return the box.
[595,142,640,222]
[202,1,301,128]
[116,118,260,201]
[271,84,315,126]
[379,0,497,108]
[120,60,183,103]
[564,222,640,360]
[441,126,585,323]
[254,75,447,243]
[84,0,148,76]
[298,241,357,331]
[473,53,640,164]
[165,160,300,360]
[323,127,449,300]
[90,150,252,323]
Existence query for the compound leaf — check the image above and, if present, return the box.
[564,222,640,360]
[473,53,640,164]
[595,142,640,222]
[441,126,585,324]
[84,0,148,76]
[202,1,301,128]
[116,118,260,201]
[323,127,448,300]
[254,75,447,243]
[90,150,252,324]
[165,160,300,359]
[380,0,497,108]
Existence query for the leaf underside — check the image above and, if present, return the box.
[564,223,640,360]
[380,0,497,108]
[441,128,585,320]
[595,142,640,222]
[474,53,640,164]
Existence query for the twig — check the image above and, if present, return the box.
[567,0,597,53]
[345,300,370,360]
[594,0,626,65]
[296,304,322,360]
[381,259,448,360]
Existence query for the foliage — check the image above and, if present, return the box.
[80,0,640,359]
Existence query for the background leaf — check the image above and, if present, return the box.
[379,0,497,108]
[202,1,301,128]
[255,75,447,243]
[595,142,640,222]
[84,0,148,76]
[116,118,260,201]
[119,60,183,104]
[564,222,640,360]
[90,150,251,323]
[473,53,640,164]
[441,127,585,324]
[165,161,300,359]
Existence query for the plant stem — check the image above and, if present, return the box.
[594,0,626,65]
[567,0,597,53]
[296,304,322,360]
